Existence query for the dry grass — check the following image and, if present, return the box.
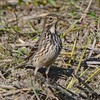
[0,0,100,100]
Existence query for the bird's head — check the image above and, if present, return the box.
[43,14,64,33]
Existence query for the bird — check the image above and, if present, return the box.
[30,14,62,78]
[16,14,62,79]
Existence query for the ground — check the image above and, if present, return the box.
[0,0,100,100]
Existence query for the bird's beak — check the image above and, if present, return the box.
[58,16,66,22]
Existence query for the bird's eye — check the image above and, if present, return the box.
[49,17,53,20]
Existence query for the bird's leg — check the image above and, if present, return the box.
[45,66,51,81]
[34,67,39,82]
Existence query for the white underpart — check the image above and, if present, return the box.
[50,25,55,33]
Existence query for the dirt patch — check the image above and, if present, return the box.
[0,0,100,100]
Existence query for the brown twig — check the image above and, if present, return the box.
[88,38,96,58]
[79,0,93,22]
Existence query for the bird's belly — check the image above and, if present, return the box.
[40,45,61,67]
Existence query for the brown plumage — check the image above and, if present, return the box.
[30,14,62,77]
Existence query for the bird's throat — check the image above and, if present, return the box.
[50,25,55,33]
